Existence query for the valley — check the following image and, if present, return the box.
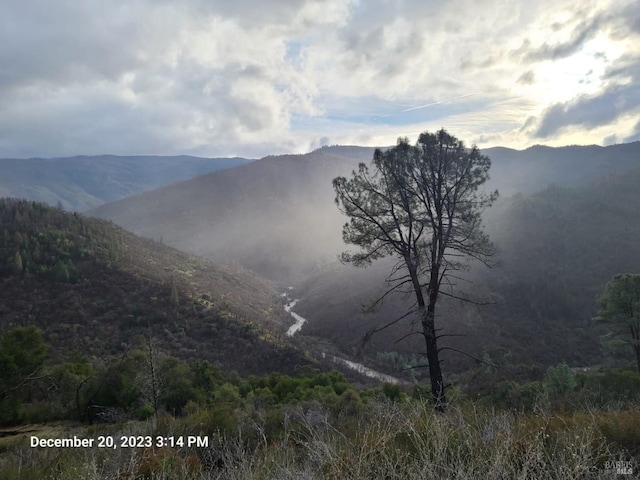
[4,0,640,475]
[2,141,640,478]
[85,141,640,379]
[283,289,403,384]
[5,142,640,382]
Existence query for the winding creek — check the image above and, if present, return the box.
[283,292,404,385]
[284,299,306,336]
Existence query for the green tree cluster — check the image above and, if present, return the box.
[0,328,370,427]
[0,326,49,423]
[595,274,640,374]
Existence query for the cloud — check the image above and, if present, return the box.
[510,1,638,63]
[0,1,329,157]
[515,12,606,62]
[517,71,535,85]
[534,88,632,137]
[0,2,160,91]
[531,53,640,138]
[0,0,638,157]
[623,119,640,143]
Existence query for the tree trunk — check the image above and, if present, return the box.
[423,298,446,411]
[407,260,446,410]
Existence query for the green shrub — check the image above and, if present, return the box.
[138,403,155,420]
[382,383,403,402]
[544,363,577,397]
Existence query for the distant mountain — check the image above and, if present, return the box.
[483,141,640,196]
[0,198,309,376]
[0,155,252,211]
[88,140,640,375]
[91,141,640,284]
[91,146,377,283]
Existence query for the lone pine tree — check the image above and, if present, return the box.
[333,129,497,410]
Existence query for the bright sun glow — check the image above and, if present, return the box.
[526,30,624,107]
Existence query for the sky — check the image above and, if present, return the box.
[1,0,639,158]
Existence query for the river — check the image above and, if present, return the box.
[283,292,404,385]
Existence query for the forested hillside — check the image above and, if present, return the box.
[0,198,307,375]
[294,163,640,375]
[484,164,640,364]
[483,141,640,195]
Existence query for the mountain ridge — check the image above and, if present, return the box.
[86,140,640,375]
[90,140,640,282]
[0,154,253,211]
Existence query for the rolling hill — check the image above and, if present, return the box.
[0,198,310,376]
[90,146,377,283]
[87,141,640,375]
[0,154,252,211]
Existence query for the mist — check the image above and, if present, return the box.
[0,155,252,211]
[89,141,640,372]
[90,146,377,284]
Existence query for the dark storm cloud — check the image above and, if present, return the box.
[0,2,153,91]
[534,87,635,138]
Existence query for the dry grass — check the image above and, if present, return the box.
[1,399,637,479]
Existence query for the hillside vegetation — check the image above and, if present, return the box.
[86,141,640,377]
[2,372,640,478]
[0,198,306,375]
[295,163,640,377]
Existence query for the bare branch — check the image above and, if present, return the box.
[438,290,498,305]
[438,346,499,369]
[363,278,415,312]
[0,368,49,401]
[394,330,425,344]
[356,308,418,357]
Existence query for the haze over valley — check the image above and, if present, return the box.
[79,141,640,378]
[3,1,640,476]
[4,138,640,480]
